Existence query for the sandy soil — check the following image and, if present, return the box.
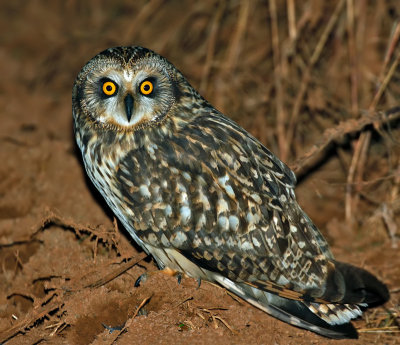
[0,1,399,344]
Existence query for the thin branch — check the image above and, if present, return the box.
[199,1,226,94]
[109,296,152,345]
[291,107,400,180]
[224,0,250,72]
[269,0,287,159]
[286,0,346,158]
[85,253,148,289]
[346,27,400,225]
[287,0,296,41]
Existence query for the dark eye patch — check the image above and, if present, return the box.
[98,77,119,98]
[139,77,158,98]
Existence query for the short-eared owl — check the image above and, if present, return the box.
[72,46,389,339]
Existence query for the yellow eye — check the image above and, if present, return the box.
[102,81,117,96]
[140,80,154,95]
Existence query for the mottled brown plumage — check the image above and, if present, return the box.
[72,46,389,339]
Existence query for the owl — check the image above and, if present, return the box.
[72,46,389,339]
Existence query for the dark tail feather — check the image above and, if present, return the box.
[320,260,390,305]
[214,275,359,339]
[213,261,389,339]
[268,298,359,339]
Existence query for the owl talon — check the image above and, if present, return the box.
[135,269,180,287]
[134,273,148,287]
[197,278,201,289]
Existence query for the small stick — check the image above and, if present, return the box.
[269,0,287,160]
[199,1,226,94]
[345,27,400,227]
[85,253,148,289]
[224,0,250,72]
[291,107,400,180]
[109,296,152,345]
[346,0,359,117]
[286,0,346,154]
[286,0,296,41]
[380,203,398,248]
[131,296,152,319]
[345,135,364,225]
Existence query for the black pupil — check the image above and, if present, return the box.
[143,84,150,91]
[106,85,113,92]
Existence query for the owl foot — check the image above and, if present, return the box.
[134,267,181,287]
[102,323,124,333]
[134,273,148,287]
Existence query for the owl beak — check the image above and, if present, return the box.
[124,94,134,122]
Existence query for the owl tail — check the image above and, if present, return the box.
[319,260,390,306]
[212,261,389,339]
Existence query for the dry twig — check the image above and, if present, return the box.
[0,211,147,344]
[286,0,346,161]
[291,107,400,180]
[108,296,152,345]
[345,22,400,225]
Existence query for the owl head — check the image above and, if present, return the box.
[72,46,189,132]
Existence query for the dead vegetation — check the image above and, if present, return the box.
[0,1,399,344]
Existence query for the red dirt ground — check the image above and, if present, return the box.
[1,1,399,344]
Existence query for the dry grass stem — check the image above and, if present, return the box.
[286,0,346,159]
[269,0,287,159]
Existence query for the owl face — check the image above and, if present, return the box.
[73,47,179,131]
